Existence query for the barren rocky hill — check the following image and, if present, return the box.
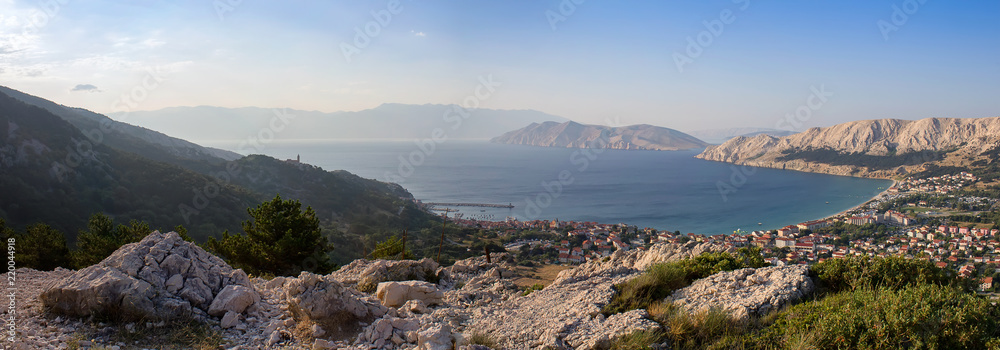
[12,231,812,349]
[696,117,1000,178]
[492,121,709,151]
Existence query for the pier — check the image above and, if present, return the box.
[425,202,515,209]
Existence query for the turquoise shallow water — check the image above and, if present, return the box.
[218,140,891,235]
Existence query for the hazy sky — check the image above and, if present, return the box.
[1,0,998,132]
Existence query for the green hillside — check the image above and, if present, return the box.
[0,90,257,240]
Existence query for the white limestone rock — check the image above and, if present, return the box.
[668,265,814,320]
[39,231,256,321]
[208,285,260,317]
[376,281,444,308]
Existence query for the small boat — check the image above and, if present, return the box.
[826,201,830,204]
[758,222,762,226]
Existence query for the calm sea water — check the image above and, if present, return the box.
[211,140,891,235]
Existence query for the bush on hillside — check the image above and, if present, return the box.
[810,256,967,293]
[370,235,414,260]
[759,284,1000,349]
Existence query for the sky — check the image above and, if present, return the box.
[0,0,998,132]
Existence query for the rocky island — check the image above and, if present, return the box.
[491,121,709,151]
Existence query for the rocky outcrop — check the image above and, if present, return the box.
[27,236,820,349]
[668,265,814,320]
[461,243,729,350]
[39,231,256,321]
[283,271,389,338]
[492,121,709,151]
[696,116,1000,178]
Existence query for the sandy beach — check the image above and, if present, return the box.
[825,180,899,220]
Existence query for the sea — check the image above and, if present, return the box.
[208,140,892,235]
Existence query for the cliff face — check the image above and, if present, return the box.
[696,117,1000,178]
[491,121,709,151]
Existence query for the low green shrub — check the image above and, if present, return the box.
[602,262,688,315]
[521,283,545,296]
[764,284,1000,349]
[605,255,1000,350]
[810,256,965,293]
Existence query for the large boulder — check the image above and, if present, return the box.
[285,271,388,337]
[354,316,421,348]
[352,258,440,292]
[208,285,260,317]
[418,323,454,350]
[668,265,814,320]
[376,281,444,308]
[39,231,257,321]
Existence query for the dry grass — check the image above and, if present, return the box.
[512,264,571,288]
[288,303,367,343]
[468,331,498,347]
[66,319,224,350]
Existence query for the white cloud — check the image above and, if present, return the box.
[21,67,43,77]
[411,30,426,37]
[70,55,143,71]
[70,83,100,92]
[142,38,165,48]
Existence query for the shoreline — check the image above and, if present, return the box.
[434,179,901,236]
[822,179,899,221]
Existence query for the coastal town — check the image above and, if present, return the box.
[441,172,1000,292]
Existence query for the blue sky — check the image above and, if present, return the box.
[0,0,997,132]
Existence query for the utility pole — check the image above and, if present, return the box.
[401,229,407,260]
[437,212,446,263]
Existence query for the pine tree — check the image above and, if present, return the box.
[71,213,151,268]
[207,194,332,276]
[19,223,71,270]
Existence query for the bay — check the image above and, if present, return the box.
[211,140,891,235]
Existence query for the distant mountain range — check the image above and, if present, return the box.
[696,117,1000,178]
[111,104,569,147]
[0,86,241,168]
[491,121,709,151]
[685,127,798,144]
